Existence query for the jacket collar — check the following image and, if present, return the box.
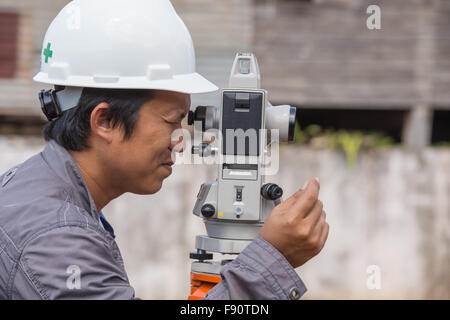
[41,140,99,221]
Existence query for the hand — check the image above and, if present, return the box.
[259,178,329,268]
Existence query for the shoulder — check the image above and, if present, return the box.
[0,153,104,259]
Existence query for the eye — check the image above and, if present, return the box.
[163,112,186,125]
[165,119,180,125]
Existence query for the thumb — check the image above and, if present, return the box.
[273,178,317,212]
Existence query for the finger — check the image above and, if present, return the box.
[272,177,319,213]
[304,202,324,229]
[318,222,330,251]
[277,177,318,208]
[273,187,305,212]
[285,178,317,203]
[307,209,325,240]
[288,178,320,220]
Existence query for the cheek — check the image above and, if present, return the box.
[112,125,173,172]
[129,139,168,172]
[146,129,173,156]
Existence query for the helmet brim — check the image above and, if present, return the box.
[33,72,218,94]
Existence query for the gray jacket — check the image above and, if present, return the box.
[0,140,306,300]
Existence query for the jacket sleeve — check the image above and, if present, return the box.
[13,225,136,300]
[204,237,307,300]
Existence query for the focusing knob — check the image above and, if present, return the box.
[201,204,215,218]
[261,183,283,201]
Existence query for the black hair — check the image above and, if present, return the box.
[43,88,154,151]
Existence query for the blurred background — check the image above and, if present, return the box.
[0,0,449,299]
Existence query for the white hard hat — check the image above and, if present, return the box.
[33,0,218,94]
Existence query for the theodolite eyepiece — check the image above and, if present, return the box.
[188,105,219,131]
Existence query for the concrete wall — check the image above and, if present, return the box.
[1,135,448,299]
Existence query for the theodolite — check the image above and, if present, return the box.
[187,53,297,299]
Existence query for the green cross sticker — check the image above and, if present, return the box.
[43,42,53,63]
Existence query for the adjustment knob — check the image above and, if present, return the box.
[261,183,283,201]
[190,249,213,261]
[201,204,215,218]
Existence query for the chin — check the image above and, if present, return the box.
[133,181,163,195]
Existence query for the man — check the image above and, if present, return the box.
[0,0,329,299]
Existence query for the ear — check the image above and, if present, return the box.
[90,102,115,144]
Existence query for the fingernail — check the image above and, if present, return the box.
[314,177,320,185]
[301,180,309,190]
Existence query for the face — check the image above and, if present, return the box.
[105,90,190,195]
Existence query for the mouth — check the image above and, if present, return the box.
[160,161,174,174]
[161,161,174,167]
